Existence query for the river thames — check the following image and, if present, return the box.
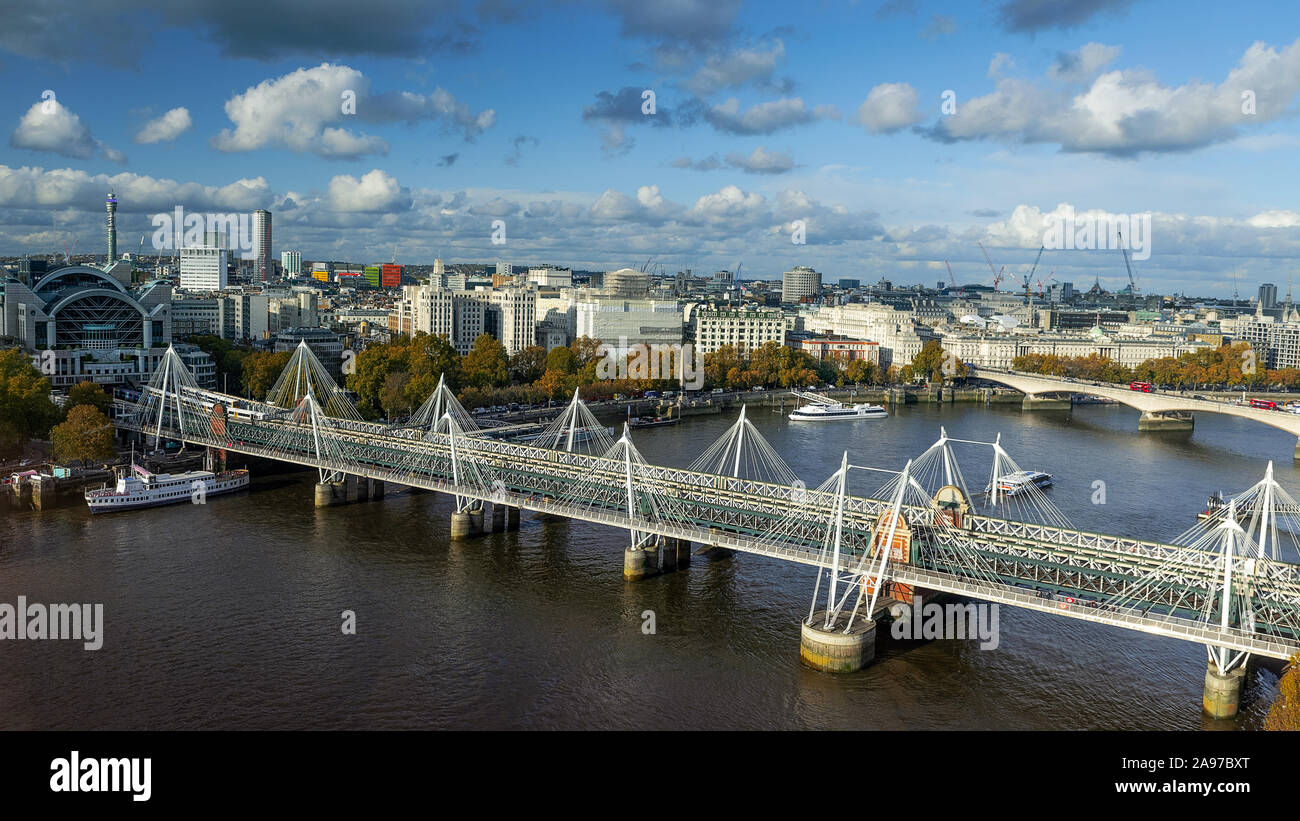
[1,401,1293,730]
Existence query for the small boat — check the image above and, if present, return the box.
[1196,490,1246,521]
[985,470,1053,497]
[85,463,249,513]
[629,415,678,429]
[787,391,887,421]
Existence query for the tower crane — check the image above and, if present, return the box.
[1023,245,1044,297]
[1116,228,1139,295]
[978,242,1005,291]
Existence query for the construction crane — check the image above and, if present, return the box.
[945,260,963,296]
[1036,268,1058,299]
[1116,228,1139,295]
[639,256,655,274]
[978,242,1005,291]
[1023,245,1045,297]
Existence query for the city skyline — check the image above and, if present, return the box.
[1,1,1299,295]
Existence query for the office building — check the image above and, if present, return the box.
[252,210,272,282]
[280,250,302,278]
[782,266,822,304]
[179,245,229,291]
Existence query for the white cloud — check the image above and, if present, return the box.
[212,63,494,158]
[135,107,192,144]
[327,169,411,212]
[932,36,1300,156]
[1048,42,1122,83]
[9,100,125,163]
[686,41,785,95]
[855,83,925,134]
[725,146,795,174]
[705,97,839,135]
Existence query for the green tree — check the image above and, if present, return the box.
[405,333,461,406]
[509,345,548,384]
[241,351,292,401]
[545,345,577,375]
[461,334,509,388]
[0,348,58,459]
[50,404,116,465]
[65,380,112,415]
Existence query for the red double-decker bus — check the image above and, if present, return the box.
[1129,381,1153,393]
[1250,399,1279,410]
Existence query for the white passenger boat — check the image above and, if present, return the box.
[787,391,888,421]
[985,470,1053,497]
[85,464,249,513]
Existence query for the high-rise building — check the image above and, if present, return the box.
[253,210,272,282]
[1259,283,1278,310]
[280,250,302,278]
[105,192,117,264]
[781,266,822,304]
[179,246,229,291]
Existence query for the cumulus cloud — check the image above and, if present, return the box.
[855,83,925,134]
[1048,42,1121,83]
[10,100,125,164]
[0,164,269,211]
[724,146,795,174]
[686,41,787,95]
[704,97,839,135]
[135,107,193,144]
[212,63,494,158]
[326,169,412,212]
[582,86,679,154]
[926,35,1300,156]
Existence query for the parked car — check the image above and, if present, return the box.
[711,388,725,394]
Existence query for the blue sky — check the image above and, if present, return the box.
[2,0,1299,296]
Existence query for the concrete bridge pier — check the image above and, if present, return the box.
[1138,410,1194,432]
[506,506,520,530]
[314,479,350,507]
[355,475,371,502]
[800,610,876,673]
[491,504,506,533]
[468,505,484,535]
[450,511,474,540]
[1202,662,1245,719]
[623,545,660,581]
[1021,393,1071,411]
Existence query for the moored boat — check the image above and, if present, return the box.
[787,391,887,421]
[85,464,249,513]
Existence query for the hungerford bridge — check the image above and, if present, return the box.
[115,344,1300,719]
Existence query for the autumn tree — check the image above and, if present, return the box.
[461,334,509,389]
[509,345,548,384]
[51,404,116,465]
[0,348,58,459]
[241,350,293,401]
[66,380,113,415]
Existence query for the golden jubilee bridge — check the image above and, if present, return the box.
[112,344,1300,719]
